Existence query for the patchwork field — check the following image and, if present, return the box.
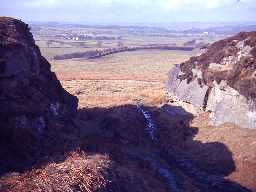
[34,23,217,108]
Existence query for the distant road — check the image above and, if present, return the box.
[53,45,194,60]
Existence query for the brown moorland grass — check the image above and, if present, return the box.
[2,46,256,191]
[51,50,193,108]
[52,48,256,190]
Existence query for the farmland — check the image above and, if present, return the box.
[32,23,221,108]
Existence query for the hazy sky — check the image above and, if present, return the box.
[1,0,256,24]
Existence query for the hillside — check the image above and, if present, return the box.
[0,17,255,192]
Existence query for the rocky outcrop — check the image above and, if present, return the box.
[167,32,256,129]
[0,17,78,153]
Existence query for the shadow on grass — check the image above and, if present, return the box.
[0,104,252,191]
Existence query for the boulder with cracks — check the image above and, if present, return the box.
[167,32,256,129]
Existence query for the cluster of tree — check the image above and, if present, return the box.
[54,45,194,60]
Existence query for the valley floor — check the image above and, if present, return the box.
[52,50,190,107]
[1,50,256,191]
[56,50,256,191]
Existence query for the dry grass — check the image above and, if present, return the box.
[51,50,193,78]
[51,50,193,108]
[1,152,111,192]
[189,120,256,190]
[60,79,167,108]
[3,24,255,191]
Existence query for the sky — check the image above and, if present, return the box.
[1,0,256,24]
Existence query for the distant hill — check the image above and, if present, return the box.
[182,25,256,35]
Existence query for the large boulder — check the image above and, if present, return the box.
[0,17,78,163]
[167,32,256,129]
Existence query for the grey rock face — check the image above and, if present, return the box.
[167,32,256,129]
[167,65,208,109]
[167,66,256,129]
[207,81,256,128]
